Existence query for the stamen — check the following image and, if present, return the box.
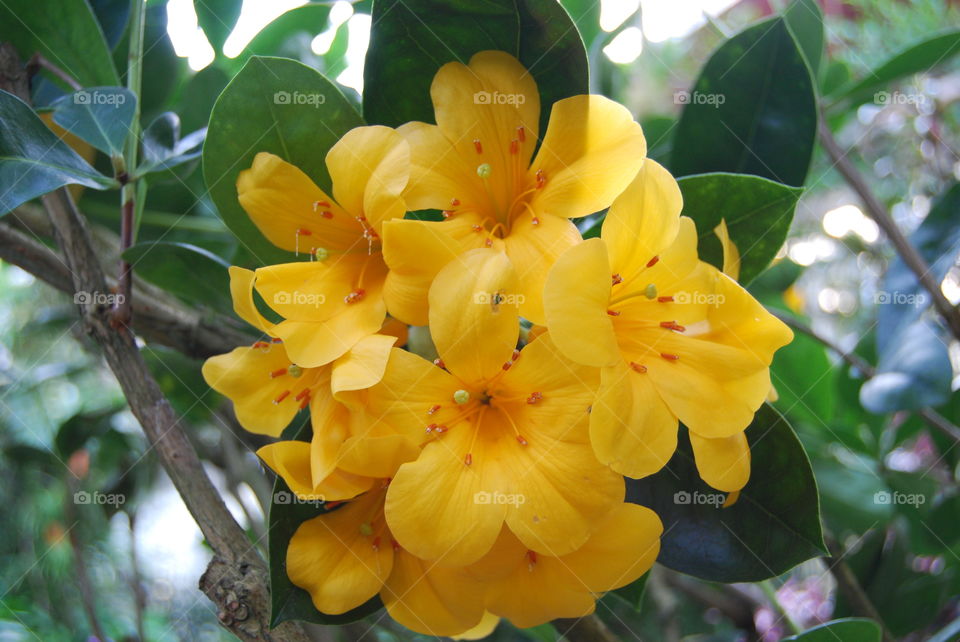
[344,289,366,304]
[516,126,525,142]
[433,358,446,369]
[646,255,660,268]
[371,536,381,551]
[434,425,448,434]
[658,295,674,303]
[320,210,333,219]
[297,228,312,236]
[502,360,513,371]
[442,210,454,218]
[391,539,401,551]
[271,338,283,343]
[464,453,473,466]
[472,224,484,233]
[512,349,521,361]
[451,198,460,207]
[298,393,310,410]
[516,434,528,446]
[427,404,441,415]
[426,423,437,434]
[510,139,519,155]
[294,389,310,401]
[287,364,303,377]
[273,390,291,404]
[612,273,623,286]
[526,392,542,404]
[473,139,483,154]
[269,368,287,379]
[607,309,621,316]
[629,362,647,373]
[535,169,546,189]
[484,238,493,247]
[531,216,540,226]
[660,353,680,361]
[527,550,537,571]
[645,284,658,299]
[454,389,470,405]
[660,321,686,332]
[313,200,331,210]
[252,341,270,349]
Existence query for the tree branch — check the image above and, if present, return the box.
[818,118,960,342]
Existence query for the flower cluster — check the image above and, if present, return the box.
[202,51,792,636]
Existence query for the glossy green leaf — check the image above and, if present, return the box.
[0,0,119,87]
[0,90,114,214]
[51,87,136,156]
[784,618,881,642]
[770,331,838,428]
[627,405,825,583]
[559,0,601,50]
[138,112,205,175]
[203,56,363,265]
[363,0,587,134]
[90,0,131,50]
[121,241,232,314]
[195,0,243,53]
[671,18,817,187]
[782,0,823,73]
[835,29,960,107]
[677,173,803,284]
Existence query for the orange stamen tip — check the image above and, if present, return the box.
[510,139,519,155]
[607,309,621,316]
[660,321,686,332]
[324,500,343,509]
[526,391,543,404]
[646,255,660,268]
[512,349,521,361]
[473,139,483,154]
[344,289,366,304]
[433,358,446,369]
[516,126,526,142]
[629,362,647,373]
[535,169,546,189]
[426,423,438,434]
[271,338,283,343]
[427,404,441,415]
[356,215,367,222]
[660,353,680,361]
[321,210,333,219]
[434,424,448,434]
[472,224,483,233]
[450,198,460,207]
[294,388,310,401]
[273,390,291,404]
[391,539,401,551]
[531,216,540,226]
[464,453,473,466]
[484,239,493,247]
[252,341,269,349]
[516,435,528,446]
[297,228,312,236]
[442,210,453,218]
[298,394,310,410]
[611,273,623,285]
[658,296,674,303]
[502,360,513,371]
[372,536,381,551]
[313,200,331,209]
[269,368,287,378]
[526,550,537,570]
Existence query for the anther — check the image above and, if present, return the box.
[269,368,287,378]
[526,392,542,404]
[612,273,623,286]
[464,453,473,466]
[484,238,493,247]
[472,224,484,233]
[607,309,620,316]
[629,362,647,373]
[427,404,441,415]
[313,200,331,210]
[473,139,483,154]
[434,425,448,434]
[516,126,525,142]
[510,139,519,155]
[320,210,333,219]
[372,536,381,551]
[646,255,660,268]
[294,389,310,401]
[252,341,270,349]
[298,394,310,410]
[454,389,470,405]
[527,550,537,571]
[434,358,446,369]
[502,360,513,371]
[660,321,686,332]
[660,353,680,361]
[657,295,674,303]
[442,210,454,218]
[273,390,291,404]
[531,216,540,226]
[512,349,521,361]
[451,198,460,207]
[535,169,546,189]
[426,423,437,434]
[297,228,312,236]
[516,435,528,446]
[391,539,401,551]
[645,284,658,299]
[344,289,366,304]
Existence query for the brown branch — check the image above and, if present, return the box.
[26,52,82,91]
[824,535,896,642]
[40,186,308,642]
[818,118,960,342]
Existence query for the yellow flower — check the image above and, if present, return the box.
[468,503,662,627]
[543,160,793,491]
[343,249,624,567]
[381,51,647,326]
[235,125,409,367]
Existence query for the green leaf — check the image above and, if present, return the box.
[834,29,960,107]
[0,90,114,214]
[138,112,205,175]
[363,0,588,134]
[770,331,838,428]
[676,173,803,284]
[203,56,363,265]
[195,0,243,53]
[671,18,817,187]
[51,87,136,157]
[0,0,119,87]
[558,0,601,50]
[784,618,881,642]
[233,4,333,69]
[627,405,825,583]
[782,0,823,73]
[121,241,232,314]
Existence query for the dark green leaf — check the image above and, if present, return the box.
[782,0,823,73]
[770,331,837,427]
[671,18,817,187]
[363,0,587,134]
[627,405,825,583]
[90,0,131,50]
[834,29,960,107]
[51,87,136,156]
[0,0,119,87]
[203,56,363,265]
[195,0,243,53]
[784,618,881,642]
[640,115,674,166]
[121,241,232,314]
[0,90,114,214]
[559,0,601,50]
[676,173,803,284]
[138,112,205,175]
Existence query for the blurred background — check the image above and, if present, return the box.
[1,0,959,640]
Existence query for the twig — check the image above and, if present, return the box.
[824,535,896,642]
[818,118,960,342]
[26,52,82,91]
[554,614,621,642]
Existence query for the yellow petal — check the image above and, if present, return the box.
[237,152,357,253]
[428,249,519,382]
[258,440,372,502]
[326,125,409,229]
[689,430,751,492]
[530,95,646,219]
[601,159,683,276]
[714,218,741,281]
[201,344,300,436]
[381,215,487,326]
[382,551,486,637]
[590,360,678,478]
[543,238,619,368]
[330,333,397,396]
[451,611,500,640]
[397,121,484,214]
[228,266,275,335]
[338,431,420,479]
[501,209,582,325]
[286,490,393,615]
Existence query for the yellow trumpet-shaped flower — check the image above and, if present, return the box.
[381,50,647,326]
[343,249,624,567]
[235,125,409,367]
[543,160,793,491]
